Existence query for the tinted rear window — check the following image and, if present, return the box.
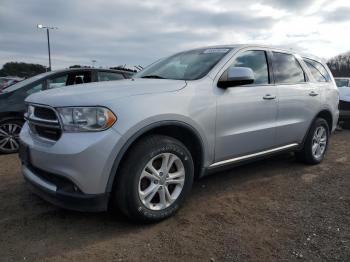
[98,71,125,81]
[303,58,330,82]
[272,52,306,84]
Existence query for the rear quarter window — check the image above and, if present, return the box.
[303,58,331,83]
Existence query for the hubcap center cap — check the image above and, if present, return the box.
[159,173,167,185]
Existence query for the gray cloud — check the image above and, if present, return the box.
[321,7,350,23]
[166,8,275,30]
[0,0,349,69]
[260,0,316,10]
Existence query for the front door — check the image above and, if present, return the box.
[215,50,278,162]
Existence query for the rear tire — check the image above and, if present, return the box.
[296,118,329,165]
[0,118,23,154]
[113,135,194,223]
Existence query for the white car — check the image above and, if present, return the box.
[335,77,350,125]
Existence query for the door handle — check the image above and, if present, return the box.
[309,91,319,97]
[263,94,276,100]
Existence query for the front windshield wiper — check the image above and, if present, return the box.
[141,75,165,79]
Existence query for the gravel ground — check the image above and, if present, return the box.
[0,130,349,261]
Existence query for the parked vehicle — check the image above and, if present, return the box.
[334,77,350,126]
[0,77,23,91]
[19,45,339,223]
[0,68,133,153]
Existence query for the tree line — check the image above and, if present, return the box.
[0,62,137,79]
[1,52,350,78]
[327,52,350,77]
[0,62,47,78]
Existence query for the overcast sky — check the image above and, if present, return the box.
[0,0,350,70]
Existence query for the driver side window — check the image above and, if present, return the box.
[231,50,270,85]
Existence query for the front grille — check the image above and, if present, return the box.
[33,125,61,140]
[27,105,62,141]
[34,106,57,120]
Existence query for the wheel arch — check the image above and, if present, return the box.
[315,109,333,132]
[300,109,333,148]
[0,111,24,122]
[106,121,206,194]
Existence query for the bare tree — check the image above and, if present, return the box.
[327,52,350,77]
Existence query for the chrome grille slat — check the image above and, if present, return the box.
[27,120,61,129]
[27,115,59,124]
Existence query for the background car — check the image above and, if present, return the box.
[0,77,24,91]
[0,68,133,154]
[335,77,350,127]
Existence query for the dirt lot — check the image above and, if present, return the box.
[0,131,349,261]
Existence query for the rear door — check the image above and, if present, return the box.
[273,52,321,145]
[215,49,278,162]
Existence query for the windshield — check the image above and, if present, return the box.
[335,78,349,88]
[135,48,233,80]
[2,71,52,92]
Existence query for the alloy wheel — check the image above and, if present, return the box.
[0,122,22,152]
[138,153,185,211]
[312,126,327,159]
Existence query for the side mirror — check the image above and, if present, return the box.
[218,67,255,88]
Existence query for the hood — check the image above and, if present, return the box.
[25,78,186,107]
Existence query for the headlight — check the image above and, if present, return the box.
[56,107,117,132]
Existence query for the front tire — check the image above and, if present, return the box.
[296,118,330,164]
[113,135,194,223]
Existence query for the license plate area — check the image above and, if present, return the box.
[19,143,31,165]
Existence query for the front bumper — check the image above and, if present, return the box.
[19,122,124,194]
[19,122,125,211]
[22,164,109,212]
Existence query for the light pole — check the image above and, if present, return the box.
[92,60,97,68]
[37,24,58,71]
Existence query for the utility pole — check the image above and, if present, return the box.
[37,24,58,71]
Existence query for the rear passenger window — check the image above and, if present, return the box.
[303,58,330,82]
[272,52,305,84]
[98,72,124,82]
[231,50,269,85]
[66,71,92,86]
[47,74,68,89]
[26,82,44,95]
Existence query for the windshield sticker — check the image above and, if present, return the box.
[203,48,230,54]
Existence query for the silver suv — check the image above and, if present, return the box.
[19,45,339,222]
